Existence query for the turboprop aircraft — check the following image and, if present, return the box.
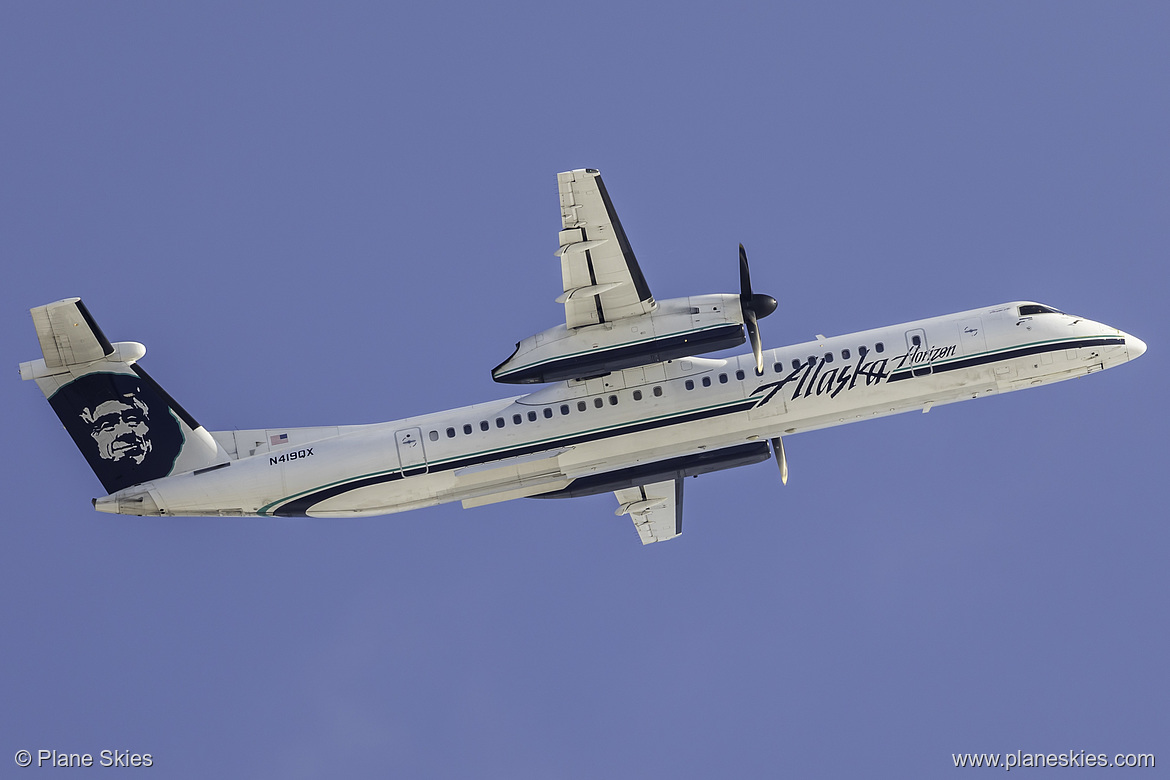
[21,169,1146,544]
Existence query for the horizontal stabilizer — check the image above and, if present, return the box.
[22,298,228,494]
[32,298,114,368]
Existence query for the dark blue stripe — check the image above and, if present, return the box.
[272,396,758,516]
[888,337,1123,382]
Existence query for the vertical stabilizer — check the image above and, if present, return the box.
[20,298,228,494]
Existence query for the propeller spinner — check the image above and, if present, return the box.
[739,244,777,375]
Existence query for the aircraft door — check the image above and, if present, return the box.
[395,427,428,476]
[958,317,986,355]
[905,328,931,377]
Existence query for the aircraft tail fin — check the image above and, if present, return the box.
[20,298,228,495]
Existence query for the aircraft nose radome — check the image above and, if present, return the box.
[1126,335,1147,360]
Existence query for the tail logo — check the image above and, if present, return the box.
[80,394,153,465]
[50,372,184,493]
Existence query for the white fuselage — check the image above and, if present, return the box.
[94,302,1143,518]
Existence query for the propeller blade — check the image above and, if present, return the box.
[738,243,774,375]
[771,436,788,485]
[739,243,753,303]
[745,308,764,375]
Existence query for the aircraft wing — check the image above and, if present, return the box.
[557,169,655,329]
[614,478,683,545]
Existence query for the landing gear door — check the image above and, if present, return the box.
[395,427,428,475]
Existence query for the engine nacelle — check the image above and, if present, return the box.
[492,294,746,384]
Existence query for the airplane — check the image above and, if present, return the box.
[20,168,1146,544]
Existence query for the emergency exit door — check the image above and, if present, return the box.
[395,427,428,475]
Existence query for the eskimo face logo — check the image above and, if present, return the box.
[49,372,184,493]
[80,395,153,464]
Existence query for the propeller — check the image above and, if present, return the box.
[771,436,788,485]
[739,244,777,375]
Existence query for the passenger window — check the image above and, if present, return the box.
[512,414,522,425]
[429,430,439,442]
[633,389,643,401]
[685,379,694,390]
[446,427,456,438]
[876,342,884,353]
[463,424,472,435]
[495,417,505,428]
[527,411,537,422]
[653,386,663,397]
[543,408,553,418]
[792,359,801,370]
[560,404,569,415]
[824,352,834,363]
[577,401,587,412]
[773,362,783,372]
[736,369,745,380]
[858,346,868,358]
[608,395,618,405]
[842,348,851,360]
[480,420,489,432]
[594,397,603,408]
[719,373,728,383]
[911,335,921,347]
[701,376,711,387]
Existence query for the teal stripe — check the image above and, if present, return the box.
[258,395,751,515]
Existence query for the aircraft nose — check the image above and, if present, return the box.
[1126,334,1147,360]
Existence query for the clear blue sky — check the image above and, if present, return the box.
[2,3,1166,777]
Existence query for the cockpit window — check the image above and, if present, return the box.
[1019,304,1063,316]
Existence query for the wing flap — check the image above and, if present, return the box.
[557,169,654,329]
[614,478,684,544]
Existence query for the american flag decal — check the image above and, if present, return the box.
[270,433,288,445]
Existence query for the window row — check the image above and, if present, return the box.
[771,342,885,373]
[677,343,888,393]
[427,385,666,440]
[427,342,893,439]
[684,369,746,391]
